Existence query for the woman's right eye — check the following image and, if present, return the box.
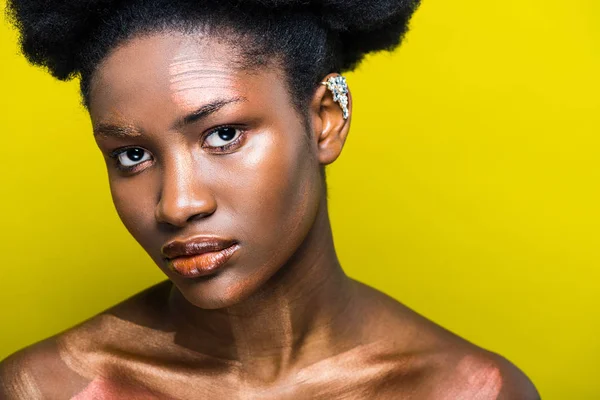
[112,147,152,169]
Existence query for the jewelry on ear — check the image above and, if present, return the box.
[320,75,350,120]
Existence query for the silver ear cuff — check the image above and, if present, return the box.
[321,75,350,120]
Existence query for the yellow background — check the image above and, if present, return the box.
[1,0,598,398]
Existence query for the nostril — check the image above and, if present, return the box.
[155,192,217,227]
[186,208,216,223]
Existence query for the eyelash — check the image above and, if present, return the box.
[108,125,247,173]
[202,125,246,152]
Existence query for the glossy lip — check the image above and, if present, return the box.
[161,236,240,278]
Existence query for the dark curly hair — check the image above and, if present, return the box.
[5,0,421,110]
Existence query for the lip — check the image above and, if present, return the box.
[161,237,239,278]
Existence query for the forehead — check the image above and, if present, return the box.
[88,31,286,124]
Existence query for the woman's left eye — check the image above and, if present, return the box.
[204,127,242,148]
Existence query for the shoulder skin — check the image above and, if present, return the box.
[0,337,90,399]
[425,349,541,400]
[352,280,541,399]
[0,282,174,399]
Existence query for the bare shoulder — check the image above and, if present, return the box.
[426,349,541,400]
[0,336,88,399]
[0,281,173,399]
[352,280,540,399]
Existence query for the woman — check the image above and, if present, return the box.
[0,0,540,398]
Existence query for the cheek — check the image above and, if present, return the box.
[108,172,158,245]
[227,131,321,247]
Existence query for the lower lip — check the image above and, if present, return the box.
[167,244,240,278]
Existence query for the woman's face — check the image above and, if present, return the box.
[90,32,327,309]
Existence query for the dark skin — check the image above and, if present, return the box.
[0,32,540,399]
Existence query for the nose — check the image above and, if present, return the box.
[154,158,217,227]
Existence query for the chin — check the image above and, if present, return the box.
[169,265,274,310]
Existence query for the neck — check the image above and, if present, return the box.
[168,200,361,383]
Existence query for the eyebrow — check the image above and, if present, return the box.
[173,97,247,130]
[93,123,142,139]
[93,97,247,139]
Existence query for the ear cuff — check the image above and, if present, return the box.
[320,75,350,120]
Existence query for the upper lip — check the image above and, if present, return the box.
[161,236,237,260]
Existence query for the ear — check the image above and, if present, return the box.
[309,74,352,165]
